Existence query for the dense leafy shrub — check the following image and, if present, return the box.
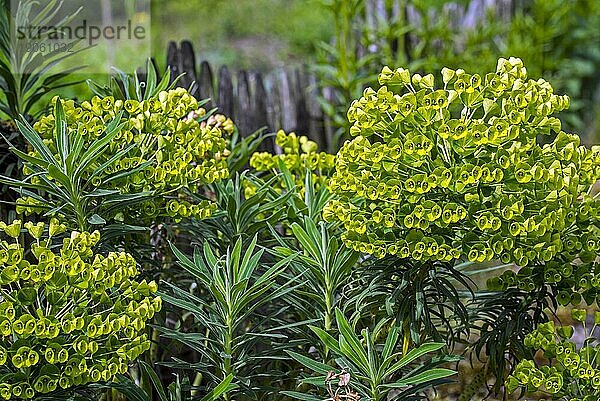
[0,220,159,399]
[325,57,599,271]
[13,88,232,228]
[320,58,600,388]
[3,3,599,395]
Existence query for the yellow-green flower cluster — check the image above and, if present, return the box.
[249,130,335,197]
[506,311,600,400]
[15,196,45,216]
[24,88,233,222]
[325,58,600,267]
[0,219,160,399]
[488,260,600,306]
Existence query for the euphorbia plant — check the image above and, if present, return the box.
[249,130,335,197]
[161,236,298,399]
[5,85,233,232]
[0,219,160,399]
[325,57,598,267]
[324,58,600,299]
[506,309,600,400]
[322,57,600,386]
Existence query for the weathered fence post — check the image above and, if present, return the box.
[198,61,215,109]
[178,40,197,91]
[166,41,179,86]
[234,70,252,138]
[217,66,234,118]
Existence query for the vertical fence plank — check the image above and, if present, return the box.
[278,69,297,133]
[265,75,282,152]
[166,41,179,86]
[294,69,311,138]
[250,72,269,131]
[198,61,215,108]
[306,73,327,151]
[251,72,274,152]
[178,40,197,92]
[235,70,252,137]
[321,86,336,152]
[217,66,234,119]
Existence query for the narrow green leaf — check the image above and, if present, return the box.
[386,342,447,377]
[54,98,69,166]
[9,146,50,169]
[15,117,55,163]
[309,326,342,355]
[280,391,323,401]
[383,368,456,388]
[76,110,125,173]
[286,351,332,375]
[291,222,322,262]
[144,58,157,99]
[335,308,370,372]
[198,374,238,401]
[138,361,167,401]
[47,164,71,189]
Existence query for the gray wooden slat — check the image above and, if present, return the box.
[374,0,386,24]
[198,61,215,107]
[306,72,327,151]
[294,68,310,138]
[250,72,273,152]
[464,0,493,28]
[322,86,336,152]
[496,0,515,21]
[250,72,269,130]
[178,40,197,93]
[217,65,234,118]
[166,41,179,86]
[278,69,296,133]
[235,70,252,137]
[264,74,282,145]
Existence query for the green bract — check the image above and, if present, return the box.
[249,130,335,197]
[0,219,160,399]
[506,311,600,400]
[19,88,233,223]
[325,58,600,270]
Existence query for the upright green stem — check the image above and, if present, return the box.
[70,186,88,232]
[371,383,380,401]
[324,291,333,332]
[191,372,203,396]
[222,314,234,401]
[149,327,159,368]
[191,327,210,397]
[402,322,411,356]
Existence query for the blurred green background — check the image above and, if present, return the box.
[150,0,332,70]
[16,0,600,143]
[57,0,333,110]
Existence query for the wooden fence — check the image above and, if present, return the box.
[156,0,517,153]
[163,40,328,153]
